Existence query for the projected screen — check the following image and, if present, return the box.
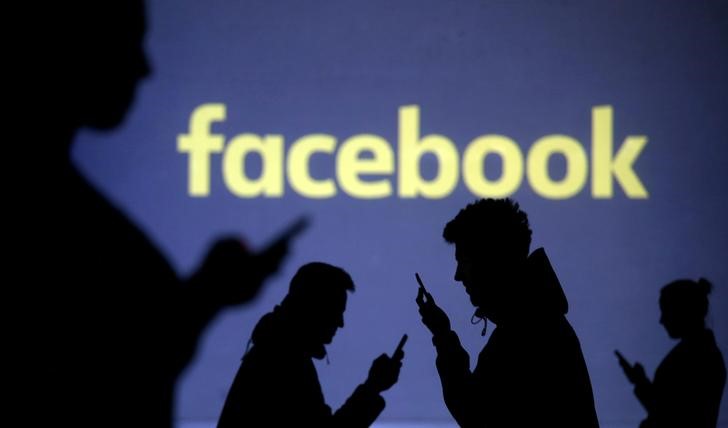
[73,0,728,426]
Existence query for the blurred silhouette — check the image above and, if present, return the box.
[617,278,726,428]
[15,1,292,427]
[218,262,404,427]
[415,198,599,427]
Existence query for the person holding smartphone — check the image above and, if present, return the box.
[218,262,405,428]
[616,278,725,428]
[14,2,295,427]
[415,198,599,427]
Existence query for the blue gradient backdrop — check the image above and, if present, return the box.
[73,0,728,425]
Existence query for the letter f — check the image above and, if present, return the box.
[177,103,227,196]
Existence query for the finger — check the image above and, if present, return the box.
[416,287,425,306]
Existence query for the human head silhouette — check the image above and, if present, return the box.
[50,0,150,133]
[443,198,532,324]
[659,278,712,339]
[280,262,355,359]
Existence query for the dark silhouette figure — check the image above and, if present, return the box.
[15,1,291,427]
[415,198,599,427]
[617,278,726,428]
[218,262,404,427]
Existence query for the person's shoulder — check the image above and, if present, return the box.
[244,341,310,369]
[681,330,722,356]
[698,330,726,371]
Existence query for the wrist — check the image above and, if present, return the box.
[362,377,383,394]
[432,329,457,347]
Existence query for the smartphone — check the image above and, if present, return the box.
[415,272,427,292]
[614,350,631,369]
[393,334,408,360]
[262,216,309,251]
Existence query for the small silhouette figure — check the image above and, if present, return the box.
[218,262,404,427]
[15,2,292,427]
[415,198,599,427]
[617,278,726,428]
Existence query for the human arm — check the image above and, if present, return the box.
[616,350,654,412]
[170,232,291,376]
[333,349,404,427]
[416,286,476,427]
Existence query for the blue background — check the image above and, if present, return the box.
[73,0,728,425]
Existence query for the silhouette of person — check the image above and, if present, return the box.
[15,1,291,427]
[415,198,599,427]
[617,278,726,428]
[218,262,404,428]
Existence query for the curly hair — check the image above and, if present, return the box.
[443,198,532,259]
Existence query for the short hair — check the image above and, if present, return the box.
[443,198,532,259]
[285,262,355,307]
[48,1,146,53]
[660,278,713,321]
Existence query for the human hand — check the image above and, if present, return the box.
[192,238,263,306]
[615,350,649,385]
[416,286,451,336]
[194,218,306,307]
[365,353,402,393]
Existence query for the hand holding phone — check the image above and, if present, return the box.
[366,336,405,393]
[615,349,648,385]
[414,272,451,335]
